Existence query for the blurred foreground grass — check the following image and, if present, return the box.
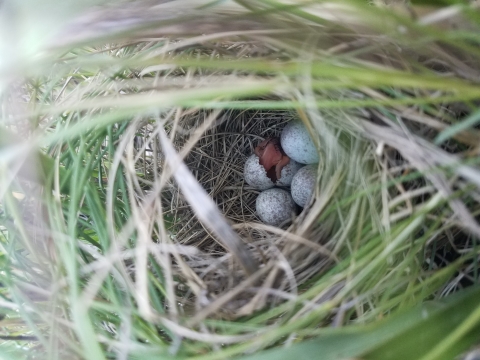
[1,0,480,359]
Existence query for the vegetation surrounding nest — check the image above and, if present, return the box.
[1,1,480,359]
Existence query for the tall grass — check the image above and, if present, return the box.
[1,0,480,359]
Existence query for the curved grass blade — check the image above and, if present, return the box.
[238,285,480,360]
[435,108,480,145]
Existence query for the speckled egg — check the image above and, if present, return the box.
[256,188,296,226]
[280,121,319,164]
[291,165,317,207]
[244,154,275,190]
[244,154,303,189]
[276,159,304,186]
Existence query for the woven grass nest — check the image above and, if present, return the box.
[133,106,371,317]
[4,1,480,357]
[132,96,480,321]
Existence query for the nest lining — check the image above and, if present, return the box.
[146,108,337,312]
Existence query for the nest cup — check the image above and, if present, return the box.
[139,107,365,315]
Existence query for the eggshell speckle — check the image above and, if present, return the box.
[244,154,275,190]
[276,159,304,186]
[256,188,296,226]
[281,121,319,164]
[244,154,303,189]
[291,165,316,207]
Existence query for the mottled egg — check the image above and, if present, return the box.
[244,154,303,189]
[256,188,296,226]
[280,121,319,164]
[291,165,317,207]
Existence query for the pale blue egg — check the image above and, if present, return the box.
[281,121,319,164]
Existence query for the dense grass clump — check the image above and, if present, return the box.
[1,1,480,359]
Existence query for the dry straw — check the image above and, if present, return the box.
[133,107,360,317]
[1,0,480,359]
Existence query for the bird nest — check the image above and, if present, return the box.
[133,108,354,316]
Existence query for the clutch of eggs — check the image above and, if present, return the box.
[244,120,320,226]
[244,154,303,190]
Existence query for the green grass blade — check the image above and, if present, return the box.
[435,108,480,144]
[239,286,480,360]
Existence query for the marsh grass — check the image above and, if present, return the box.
[1,0,480,359]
